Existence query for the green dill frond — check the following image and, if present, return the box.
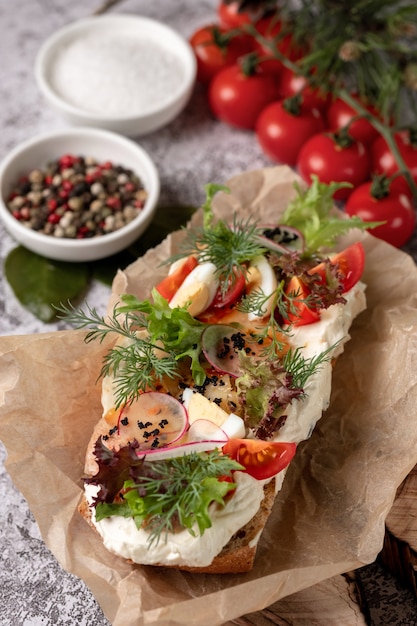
[175,214,267,287]
[101,341,178,407]
[56,301,144,344]
[283,342,341,391]
[123,450,242,546]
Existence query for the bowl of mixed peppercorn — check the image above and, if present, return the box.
[0,127,160,262]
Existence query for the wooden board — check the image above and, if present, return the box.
[224,572,368,625]
[379,464,417,595]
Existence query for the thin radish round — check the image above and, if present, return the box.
[187,419,229,442]
[202,324,248,377]
[257,224,305,253]
[135,439,227,462]
[107,392,188,451]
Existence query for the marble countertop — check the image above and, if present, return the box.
[1,1,417,624]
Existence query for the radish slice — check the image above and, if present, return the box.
[256,224,305,253]
[135,439,227,462]
[187,419,229,442]
[202,324,247,377]
[111,392,188,451]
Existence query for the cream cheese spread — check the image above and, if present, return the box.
[86,281,366,567]
[85,470,266,567]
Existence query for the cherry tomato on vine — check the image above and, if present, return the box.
[256,99,325,165]
[222,438,297,480]
[326,95,381,146]
[371,130,417,183]
[283,275,320,326]
[208,62,280,129]
[217,1,254,28]
[189,24,254,84]
[308,242,366,293]
[253,17,305,75]
[296,132,371,200]
[155,256,198,301]
[279,66,330,114]
[345,177,416,248]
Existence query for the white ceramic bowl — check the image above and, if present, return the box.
[0,127,160,262]
[34,14,197,137]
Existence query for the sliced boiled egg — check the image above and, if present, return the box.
[182,387,246,440]
[168,262,219,317]
[246,255,278,320]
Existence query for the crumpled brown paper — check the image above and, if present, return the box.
[1,165,417,626]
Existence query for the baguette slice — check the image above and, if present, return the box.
[79,279,366,573]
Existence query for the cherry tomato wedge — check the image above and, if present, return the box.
[222,438,297,480]
[155,256,198,301]
[210,268,246,308]
[284,275,320,326]
[308,242,365,293]
[197,269,246,324]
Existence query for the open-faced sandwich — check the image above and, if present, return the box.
[67,176,373,574]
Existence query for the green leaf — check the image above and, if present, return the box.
[4,246,91,323]
[282,176,378,255]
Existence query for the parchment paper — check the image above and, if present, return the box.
[1,165,417,626]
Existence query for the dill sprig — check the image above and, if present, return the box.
[167,184,267,292]
[57,291,208,407]
[100,341,177,408]
[283,342,341,392]
[94,449,243,546]
[237,282,316,354]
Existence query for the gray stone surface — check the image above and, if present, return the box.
[1,1,417,624]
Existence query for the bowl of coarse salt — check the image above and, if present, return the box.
[34,15,197,137]
[0,127,160,262]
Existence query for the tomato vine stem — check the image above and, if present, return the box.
[245,24,417,204]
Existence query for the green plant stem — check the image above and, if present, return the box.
[339,90,417,202]
[246,25,417,203]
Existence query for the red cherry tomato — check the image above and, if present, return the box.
[296,132,371,200]
[256,99,325,165]
[222,438,297,480]
[279,66,330,114]
[253,17,305,75]
[371,130,417,183]
[345,178,416,248]
[155,256,198,301]
[217,1,253,28]
[326,95,381,145]
[284,275,320,326]
[308,242,366,292]
[208,63,280,130]
[189,24,254,84]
